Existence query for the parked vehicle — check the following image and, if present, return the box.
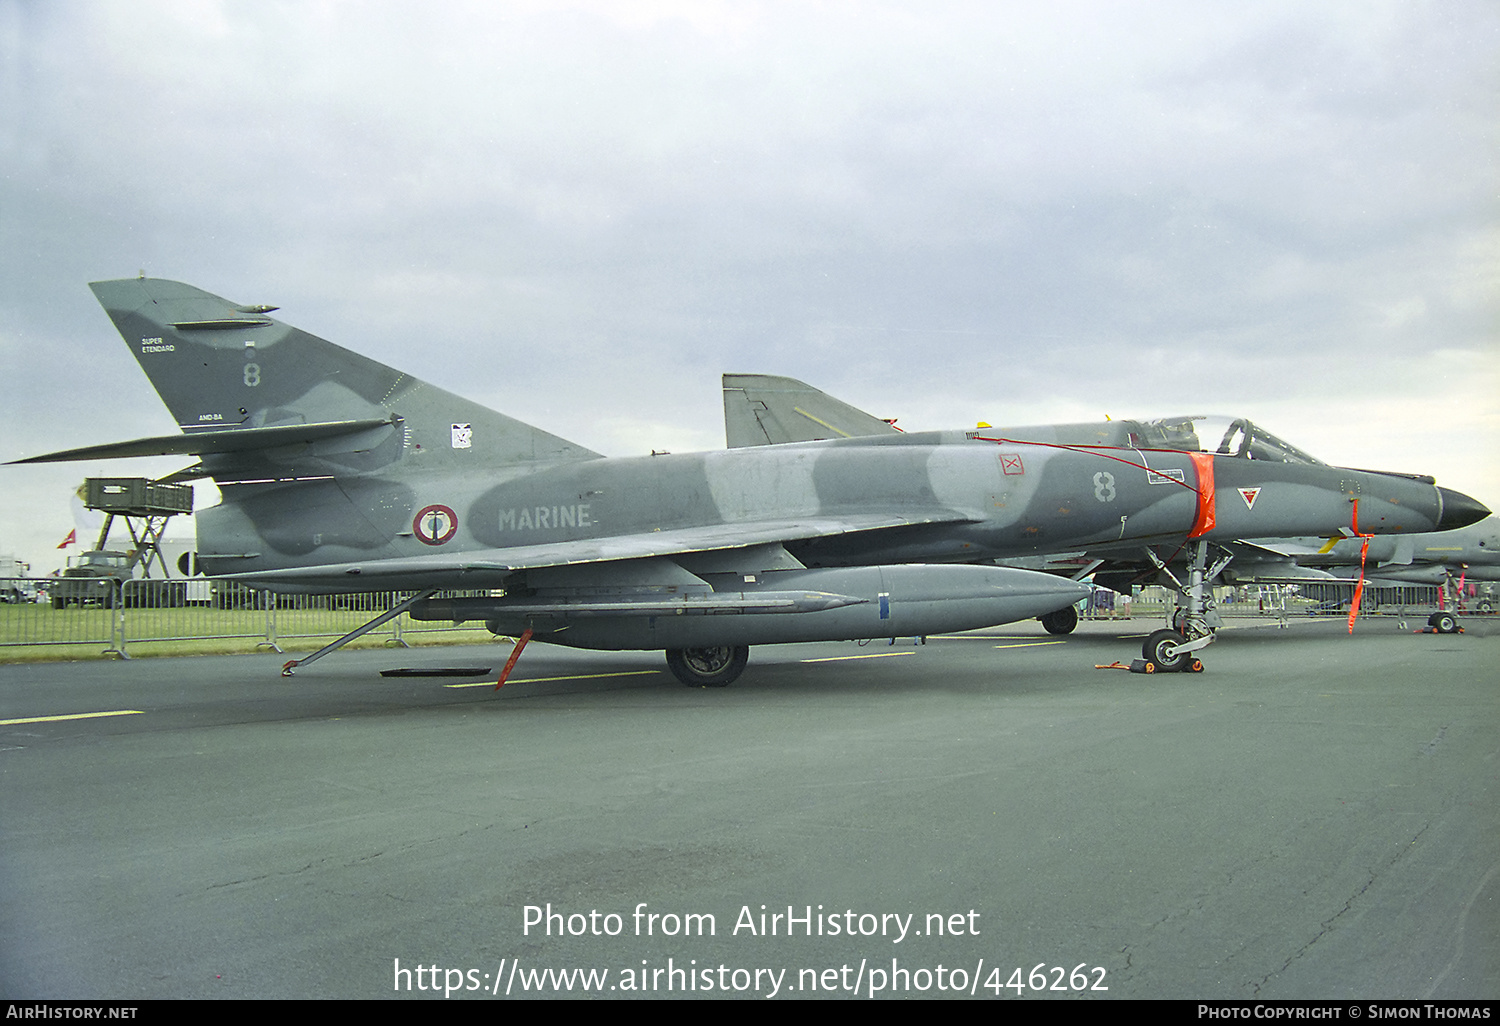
[51,550,132,608]
[0,555,40,603]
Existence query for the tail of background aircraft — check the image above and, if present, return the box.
[82,277,600,484]
[722,373,905,447]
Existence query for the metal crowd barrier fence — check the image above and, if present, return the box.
[1090,584,1473,625]
[0,578,498,660]
[0,576,122,656]
[1,576,1489,661]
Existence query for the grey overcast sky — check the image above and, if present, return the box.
[1,0,1496,573]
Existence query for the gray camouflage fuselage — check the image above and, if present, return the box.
[13,278,1486,657]
[190,434,1463,586]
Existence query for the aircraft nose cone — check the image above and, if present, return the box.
[1437,487,1491,531]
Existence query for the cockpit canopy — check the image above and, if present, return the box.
[1119,416,1324,466]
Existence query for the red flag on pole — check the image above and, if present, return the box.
[56,529,77,549]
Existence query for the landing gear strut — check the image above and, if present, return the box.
[665,645,749,687]
[1424,572,1466,634]
[1141,540,1225,672]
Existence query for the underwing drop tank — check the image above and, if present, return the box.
[409,563,1092,650]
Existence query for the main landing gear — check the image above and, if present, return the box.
[1039,604,1079,636]
[666,645,749,687]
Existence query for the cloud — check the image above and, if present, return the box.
[1,0,1495,572]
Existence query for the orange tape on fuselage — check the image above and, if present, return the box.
[1188,453,1216,538]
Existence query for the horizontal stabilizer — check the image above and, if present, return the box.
[6,418,397,465]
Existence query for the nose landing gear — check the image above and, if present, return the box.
[1140,540,1224,672]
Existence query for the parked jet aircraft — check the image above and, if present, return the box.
[1123,517,1500,593]
[7,281,1488,682]
[1051,515,1500,636]
[1243,516,1500,632]
[1289,515,1500,585]
[720,373,1490,650]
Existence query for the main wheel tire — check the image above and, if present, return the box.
[1143,629,1190,673]
[1430,611,1459,634]
[1039,604,1079,635]
[665,646,749,687]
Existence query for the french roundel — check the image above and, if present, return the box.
[413,504,458,545]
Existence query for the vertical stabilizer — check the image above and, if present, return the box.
[722,373,904,447]
[89,278,600,480]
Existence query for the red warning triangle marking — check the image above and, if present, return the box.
[1238,487,1261,510]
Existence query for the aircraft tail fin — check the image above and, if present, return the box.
[722,373,904,447]
[86,278,600,482]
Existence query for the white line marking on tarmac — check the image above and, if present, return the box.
[799,652,917,663]
[445,670,662,688]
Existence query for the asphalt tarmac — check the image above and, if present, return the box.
[1,614,1495,1001]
